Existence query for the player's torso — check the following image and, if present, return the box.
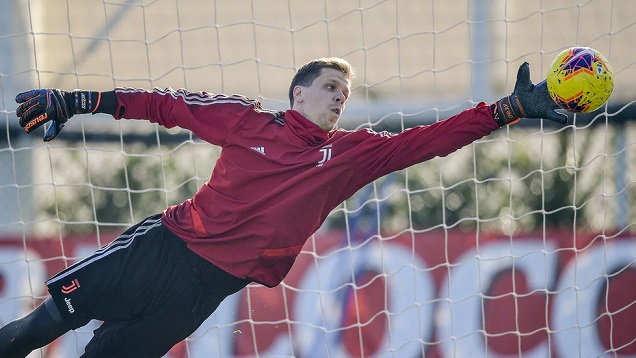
[211,111,359,204]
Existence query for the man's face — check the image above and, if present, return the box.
[292,68,351,132]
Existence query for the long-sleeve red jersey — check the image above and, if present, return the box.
[112,87,501,287]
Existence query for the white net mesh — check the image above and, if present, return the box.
[1,0,635,357]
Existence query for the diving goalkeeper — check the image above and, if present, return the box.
[0,58,566,357]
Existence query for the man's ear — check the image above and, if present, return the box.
[293,86,303,104]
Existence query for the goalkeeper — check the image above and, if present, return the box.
[0,58,566,357]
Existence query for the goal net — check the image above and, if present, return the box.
[1,0,635,357]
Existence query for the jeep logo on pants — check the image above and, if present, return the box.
[64,297,75,314]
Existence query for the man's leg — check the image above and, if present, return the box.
[81,227,250,357]
[0,297,71,357]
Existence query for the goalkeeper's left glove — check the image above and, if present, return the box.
[490,62,568,126]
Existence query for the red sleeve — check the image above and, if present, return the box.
[112,87,263,146]
[350,102,500,185]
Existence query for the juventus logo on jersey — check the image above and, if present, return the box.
[317,144,333,167]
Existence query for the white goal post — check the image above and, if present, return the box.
[1,1,635,357]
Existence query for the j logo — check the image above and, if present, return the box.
[61,279,80,294]
[317,145,332,167]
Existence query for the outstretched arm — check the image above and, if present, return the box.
[15,87,256,145]
[350,62,568,185]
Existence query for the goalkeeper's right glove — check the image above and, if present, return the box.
[490,62,568,126]
[15,89,98,141]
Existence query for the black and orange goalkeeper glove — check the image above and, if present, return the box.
[491,62,568,126]
[15,89,99,141]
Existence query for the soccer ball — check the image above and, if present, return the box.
[546,47,614,113]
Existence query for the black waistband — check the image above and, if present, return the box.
[161,223,250,295]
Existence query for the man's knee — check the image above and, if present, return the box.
[0,297,71,356]
[29,298,72,342]
[0,312,36,357]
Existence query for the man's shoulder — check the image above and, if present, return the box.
[329,127,397,140]
[252,108,285,125]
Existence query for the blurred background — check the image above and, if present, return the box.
[0,1,635,357]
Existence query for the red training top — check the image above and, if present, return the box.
[113,87,500,287]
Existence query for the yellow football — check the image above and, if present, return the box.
[546,47,614,113]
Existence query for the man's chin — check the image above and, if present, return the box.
[327,120,339,131]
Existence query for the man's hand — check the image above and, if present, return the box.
[491,62,568,126]
[15,89,73,142]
